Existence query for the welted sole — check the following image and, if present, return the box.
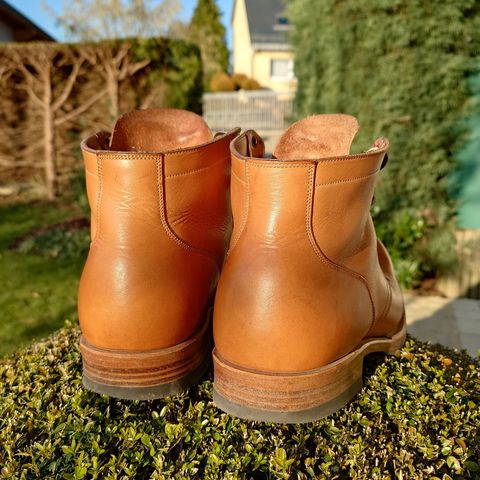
[213,317,407,423]
[80,318,210,401]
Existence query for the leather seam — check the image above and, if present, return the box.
[165,154,227,178]
[93,155,103,244]
[156,157,220,271]
[368,279,392,336]
[227,159,249,255]
[315,168,380,187]
[248,163,311,169]
[231,168,246,184]
[305,164,376,331]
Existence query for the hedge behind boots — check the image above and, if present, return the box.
[78,108,239,400]
[213,114,406,423]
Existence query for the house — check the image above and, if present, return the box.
[232,0,296,92]
[0,0,54,42]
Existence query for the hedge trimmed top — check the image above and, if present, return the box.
[0,325,479,479]
[0,38,203,198]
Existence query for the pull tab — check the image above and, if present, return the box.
[380,153,389,170]
[245,130,265,158]
[95,131,111,151]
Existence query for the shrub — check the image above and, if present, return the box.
[14,219,90,260]
[210,71,236,92]
[243,78,262,91]
[288,0,480,287]
[0,326,479,478]
[231,73,249,89]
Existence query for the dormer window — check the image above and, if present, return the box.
[273,14,291,31]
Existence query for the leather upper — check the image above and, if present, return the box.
[213,115,405,373]
[78,108,239,351]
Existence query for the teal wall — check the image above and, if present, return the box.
[456,74,480,229]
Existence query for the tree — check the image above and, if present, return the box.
[7,45,107,199]
[188,0,229,89]
[46,0,180,41]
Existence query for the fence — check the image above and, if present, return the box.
[438,229,480,299]
[202,90,295,132]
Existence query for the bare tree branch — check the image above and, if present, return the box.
[55,88,108,126]
[52,56,84,112]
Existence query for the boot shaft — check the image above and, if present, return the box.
[79,109,239,351]
[214,115,403,373]
[229,129,387,264]
[82,129,238,267]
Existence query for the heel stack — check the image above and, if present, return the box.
[81,319,210,400]
[213,317,406,423]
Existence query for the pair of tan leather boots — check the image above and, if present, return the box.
[78,108,406,423]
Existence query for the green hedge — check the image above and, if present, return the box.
[1,327,479,478]
[288,0,480,287]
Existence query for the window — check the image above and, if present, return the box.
[270,59,294,81]
[273,14,291,31]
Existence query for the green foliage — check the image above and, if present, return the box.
[188,0,229,89]
[0,201,84,356]
[210,71,236,91]
[128,36,204,114]
[1,330,479,478]
[288,0,480,287]
[15,220,90,260]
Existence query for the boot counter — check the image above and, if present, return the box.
[214,158,375,372]
[79,146,229,351]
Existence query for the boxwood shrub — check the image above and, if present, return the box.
[0,326,479,479]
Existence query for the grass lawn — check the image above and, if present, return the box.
[0,201,86,357]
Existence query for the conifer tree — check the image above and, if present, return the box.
[188,0,229,89]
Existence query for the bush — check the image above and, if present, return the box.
[242,78,262,91]
[288,0,480,287]
[1,327,479,478]
[231,73,249,89]
[210,72,263,92]
[210,72,236,92]
[14,219,90,260]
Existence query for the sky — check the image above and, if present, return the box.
[7,0,233,47]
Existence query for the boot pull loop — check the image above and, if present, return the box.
[95,131,111,151]
[380,153,389,170]
[245,130,265,158]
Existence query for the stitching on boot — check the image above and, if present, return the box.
[165,154,228,178]
[155,157,220,270]
[227,158,250,255]
[93,155,104,244]
[305,164,376,330]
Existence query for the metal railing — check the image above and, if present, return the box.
[202,90,295,132]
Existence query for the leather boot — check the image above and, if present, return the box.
[78,108,239,400]
[213,114,406,423]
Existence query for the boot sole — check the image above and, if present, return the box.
[213,316,406,423]
[80,316,210,400]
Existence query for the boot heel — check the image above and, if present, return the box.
[213,317,406,423]
[81,318,211,400]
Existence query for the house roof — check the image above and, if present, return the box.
[0,0,55,42]
[244,0,290,49]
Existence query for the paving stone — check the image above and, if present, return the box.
[403,294,479,357]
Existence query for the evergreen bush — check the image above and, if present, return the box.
[288,0,480,287]
[0,326,479,478]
